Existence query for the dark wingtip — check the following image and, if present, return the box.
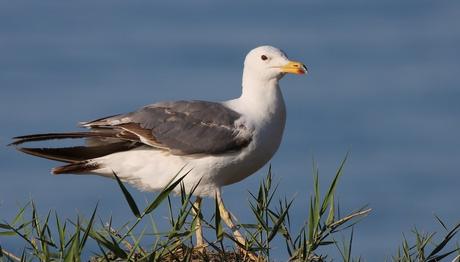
[8,135,23,146]
[8,139,22,146]
[13,134,29,139]
[12,146,76,163]
[8,134,45,146]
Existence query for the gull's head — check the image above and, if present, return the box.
[243,45,308,82]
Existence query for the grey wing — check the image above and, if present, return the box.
[82,100,253,155]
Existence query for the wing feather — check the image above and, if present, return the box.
[83,100,252,155]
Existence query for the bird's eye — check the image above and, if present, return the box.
[261,55,268,61]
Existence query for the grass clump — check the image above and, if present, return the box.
[391,216,460,262]
[1,157,458,261]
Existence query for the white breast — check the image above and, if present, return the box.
[217,83,286,186]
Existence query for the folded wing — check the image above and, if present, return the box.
[12,101,253,167]
[82,100,253,155]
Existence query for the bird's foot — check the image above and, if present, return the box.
[237,247,260,262]
[193,244,207,253]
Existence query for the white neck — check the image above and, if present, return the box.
[235,71,286,123]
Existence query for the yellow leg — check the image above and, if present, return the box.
[216,191,258,261]
[192,196,205,252]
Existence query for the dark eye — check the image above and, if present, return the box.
[261,55,268,61]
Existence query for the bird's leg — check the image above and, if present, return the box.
[216,191,258,260]
[216,195,245,245]
[192,196,205,252]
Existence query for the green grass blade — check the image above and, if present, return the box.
[249,202,269,231]
[93,231,127,259]
[308,196,315,244]
[96,242,110,261]
[127,227,146,260]
[143,172,189,215]
[326,194,335,226]
[12,202,30,226]
[320,153,348,215]
[428,248,460,262]
[55,212,66,256]
[64,234,79,262]
[427,221,460,258]
[113,171,141,218]
[79,203,98,250]
[64,218,81,262]
[0,223,11,230]
[267,199,294,242]
[434,214,448,231]
[347,227,354,262]
[0,231,16,236]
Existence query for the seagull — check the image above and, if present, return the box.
[11,45,307,255]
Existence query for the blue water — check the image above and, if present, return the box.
[1,0,459,260]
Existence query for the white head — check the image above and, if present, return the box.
[243,46,307,83]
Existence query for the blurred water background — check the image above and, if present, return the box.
[1,0,459,259]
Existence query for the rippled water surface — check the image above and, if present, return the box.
[1,1,459,259]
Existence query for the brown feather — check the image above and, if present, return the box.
[10,132,124,146]
[52,161,101,175]
[15,142,139,163]
[117,123,170,150]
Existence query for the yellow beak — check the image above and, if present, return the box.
[280,61,308,75]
